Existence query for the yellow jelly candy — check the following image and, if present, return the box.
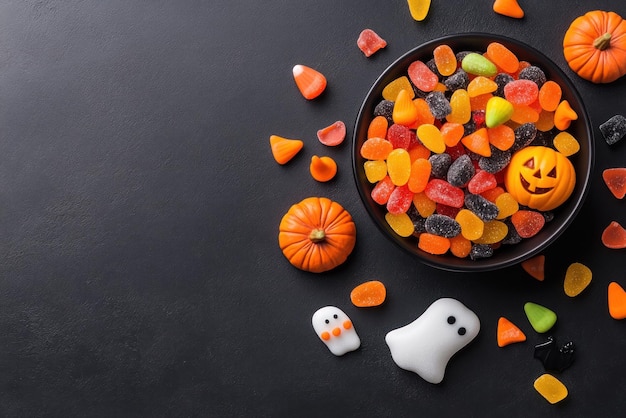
[416,124,446,153]
[382,76,415,101]
[495,192,519,219]
[406,0,431,21]
[413,192,436,217]
[387,148,411,186]
[473,220,508,244]
[433,44,457,76]
[467,76,498,98]
[385,212,414,237]
[533,374,568,404]
[446,89,471,124]
[455,209,485,241]
[564,262,592,297]
[553,131,580,156]
[364,160,387,183]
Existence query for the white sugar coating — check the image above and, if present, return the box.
[312,306,360,356]
[385,298,480,384]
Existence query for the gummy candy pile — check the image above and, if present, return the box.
[359,41,581,260]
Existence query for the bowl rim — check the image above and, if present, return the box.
[351,32,595,272]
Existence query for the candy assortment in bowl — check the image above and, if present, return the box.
[352,33,593,272]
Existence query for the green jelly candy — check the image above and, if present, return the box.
[461,53,498,77]
[524,302,557,333]
[485,96,514,128]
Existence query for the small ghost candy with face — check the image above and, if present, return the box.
[385,298,480,384]
[311,306,360,356]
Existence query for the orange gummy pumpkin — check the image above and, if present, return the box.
[563,10,626,83]
[278,197,356,273]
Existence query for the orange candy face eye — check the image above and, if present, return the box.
[504,146,576,211]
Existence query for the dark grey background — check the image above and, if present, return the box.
[1,0,625,416]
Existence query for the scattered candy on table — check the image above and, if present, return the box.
[493,0,525,19]
[534,336,575,372]
[602,168,626,199]
[317,121,346,146]
[608,282,626,320]
[292,64,327,100]
[533,374,568,404]
[563,262,592,297]
[385,298,480,384]
[601,221,626,249]
[309,155,338,182]
[270,135,304,165]
[524,302,557,333]
[312,306,361,356]
[521,254,545,281]
[497,317,526,347]
[406,0,431,22]
[350,280,387,307]
[599,115,626,145]
[357,29,387,57]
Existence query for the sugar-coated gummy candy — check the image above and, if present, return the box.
[519,65,546,88]
[357,29,387,57]
[413,191,436,217]
[425,91,452,119]
[538,80,562,112]
[599,114,626,145]
[351,280,387,307]
[534,374,568,404]
[374,100,395,123]
[461,128,491,157]
[424,179,465,208]
[495,192,519,219]
[441,122,465,147]
[418,233,451,254]
[407,206,427,234]
[553,131,580,156]
[608,281,626,320]
[473,220,508,244]
[361,137,393,160]
[447,154,475,187]
[408,158,432,193]
[487,124,515,150]
[449,234,472,258]
[511,210,545,238]
[364,160,388,183]
[408,60,439,92]
[417,124,446,153]
[524,302,557,333]
[385,212,415,237]
[464,193,499,221]
[382,76,414,101]
[564,262,592,297]
[387,123,415,149]
[387,184,414,214]
[368,115,389,139]
[470,243,493,260]
[461,53,498,77]
[511,122,537,152]
[467,76,498,97]
[425,214,461,238]
[443,69,470,91]
[312,306,360,356]
[602,167,626,199]
[428,153,452,178]
[504,79,538,106]
[371,176,395,205]
[602,221,626,249]
[447,89,472,124]
[455,209,485,240]
[387,148,412,186]
[486,42,519,73]
[433,44,457,77]
[468,169,497,194]
[478,148,511,173]
[494,73,514,97]
[496,317,526,347]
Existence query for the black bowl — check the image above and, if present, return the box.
[352,33,594,272]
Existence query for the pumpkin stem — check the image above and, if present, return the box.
[309,228,326,242]
[593,33,612,50]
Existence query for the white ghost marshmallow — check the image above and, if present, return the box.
[385,298,480,384]
[312,306,360,356]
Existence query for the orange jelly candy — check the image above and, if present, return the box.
[602,221,626,249]
[602,168,626,199]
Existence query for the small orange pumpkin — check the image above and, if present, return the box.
[563,10,626,83]
[504,146,576,211]
[278,197,356,273]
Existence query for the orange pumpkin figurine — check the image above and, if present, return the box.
[504,146,575,211]
[278,197,356,273]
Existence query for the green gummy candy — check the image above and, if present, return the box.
[485,96,514,128]
[461,53,498,77]
[524,302,557,333]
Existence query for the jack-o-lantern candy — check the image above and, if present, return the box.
[504,146,576,211]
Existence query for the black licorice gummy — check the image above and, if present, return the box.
[478,148,511,173]
[443,69,469,91]
[464,194,499,221]
[429,153,452,179]
[494,73,514,97]
[470,244,493,260]
[374,99,395,124]
[599,115,626,145]
[511,123,538,152]
[424,214,461,238]
[447,154,475,187]
[519,65,547,88]
[425,91,452,119]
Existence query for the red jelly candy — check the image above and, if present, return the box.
[511,210,545,238]
[387,123,414,149]
[602,168,626,199]
[424,179,465,208]
[408,60,439,92]
[504,79,539,106]
[387,185,414,214]
[371,176,395,205]
[357,29,387,57]
[467,169,497,194]
[436,203,461,219]
[602,221,626,249]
